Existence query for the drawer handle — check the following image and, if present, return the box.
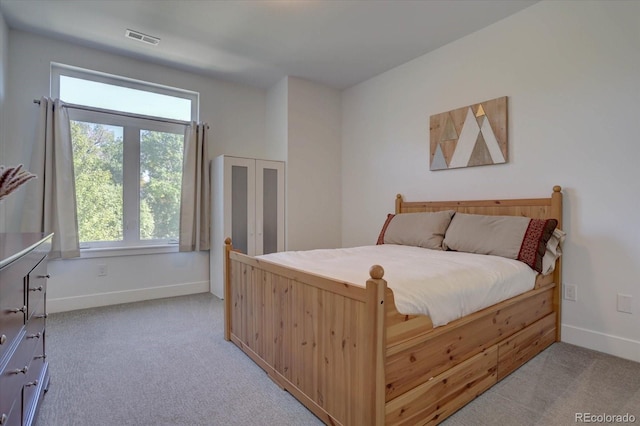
[0,334,6,345]
[35,313,48,319]
[29,285,44,292]
[35,354,47,360]
[11,366,28,375]
[1,413,7,425]
[27,332,42,340]
[25,379,39,388]
[8,306,26,314]
[37,274,51,279]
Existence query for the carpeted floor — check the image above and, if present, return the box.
[37,293,640,425]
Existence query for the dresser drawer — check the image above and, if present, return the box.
[30,304,47,372]
[0,334,34,420]
[23,301,47,414]
[0,329,45,426]
[0,323,43,419]
[26,259,47,321]
[23,353,46,424]
[24,304,45,350]
[0,395,21,426]
[0,266,26,362]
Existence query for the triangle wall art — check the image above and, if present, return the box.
[429,96,507,171]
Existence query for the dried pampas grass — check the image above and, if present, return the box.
[0,164,37,201]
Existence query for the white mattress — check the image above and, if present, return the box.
[258,244,537,327]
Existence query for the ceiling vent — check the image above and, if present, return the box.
[125,29,160,46]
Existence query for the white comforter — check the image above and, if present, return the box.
[258,244,536,327]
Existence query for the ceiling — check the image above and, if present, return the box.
[0,0,538,90]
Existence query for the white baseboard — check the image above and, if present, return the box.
[562,324,640,363]
[47,281,210,313]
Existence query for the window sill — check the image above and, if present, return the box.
[72,244,180,259]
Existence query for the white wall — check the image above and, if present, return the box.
[287,77,342,251]
[3,30,269,311]
[0,10,8,233]
[265,76,342,252]
[342,1,640,362]
[265,77,288,163]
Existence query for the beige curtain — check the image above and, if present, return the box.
[22,97,80,259]
[179,122,210,251]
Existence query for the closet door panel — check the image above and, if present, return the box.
[224,158,256,256]
[255,160,285,255]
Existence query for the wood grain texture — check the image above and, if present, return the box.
[385,285,554,401]
[497,313,556,380]
[225,187,563,425]
[228,256,374,424]
[429,96,507,170]
[385,346,498,425]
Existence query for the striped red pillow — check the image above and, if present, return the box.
[517,219,558,273]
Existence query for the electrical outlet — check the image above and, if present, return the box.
[617,294,633,314]
[98,264,108,277]
[564,283,577,301]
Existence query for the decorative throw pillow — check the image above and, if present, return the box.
[443,213,558,272]
[517,218,559,272]
[376,214,395,245]
[377,211,455,250]
[541,228,566,274]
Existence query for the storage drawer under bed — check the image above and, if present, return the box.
[385,346,498,425]
[497,312,556,380]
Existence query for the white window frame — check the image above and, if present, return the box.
[51,63,199,121]
[51,64,199,257]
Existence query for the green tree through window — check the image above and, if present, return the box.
[140,130,184,241]
[71,119,184,246]
[71,121,124,243]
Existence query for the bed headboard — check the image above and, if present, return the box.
[395,185,563,341]
[395,185,563,229]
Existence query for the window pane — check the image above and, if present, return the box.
[60,76,192,121]
[139,130,184,242]
[71,121,124,243]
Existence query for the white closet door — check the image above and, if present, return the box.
[255,160,285,255]
[224,157,256,256]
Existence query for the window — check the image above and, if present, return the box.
[52,64,199,250]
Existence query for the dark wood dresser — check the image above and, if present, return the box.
[0,233,52,426]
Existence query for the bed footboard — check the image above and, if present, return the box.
[224,240,387,425]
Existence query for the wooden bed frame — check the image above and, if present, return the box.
[223,186,563,425]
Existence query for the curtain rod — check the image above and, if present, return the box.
[32,99,201,127]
